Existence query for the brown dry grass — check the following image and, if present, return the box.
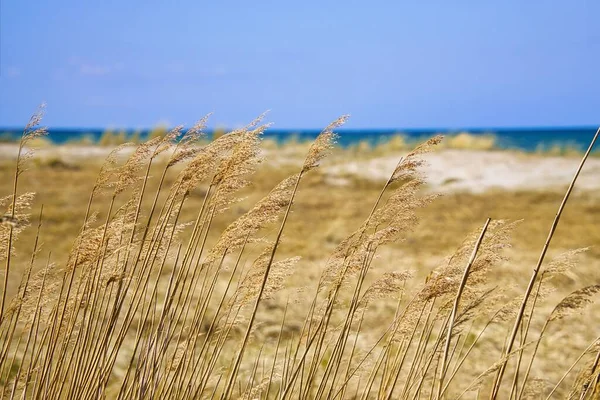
[0,110,598,399]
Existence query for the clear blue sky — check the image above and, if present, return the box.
[1,0,598,129]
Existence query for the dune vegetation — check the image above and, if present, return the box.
[0,106,599,399]
[3,125,600,160]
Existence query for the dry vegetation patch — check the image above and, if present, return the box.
[0,109,598,399]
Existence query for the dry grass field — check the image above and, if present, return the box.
[0,109,599,399]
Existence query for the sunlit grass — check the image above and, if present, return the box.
[0,110,598,399]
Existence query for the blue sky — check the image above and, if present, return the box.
[1,0,598,129]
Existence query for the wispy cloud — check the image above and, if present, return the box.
[164,61,228,78]
[68,56,123,76]
[83,94,137,109]
[79,63,112,76]
[3,66,21,78]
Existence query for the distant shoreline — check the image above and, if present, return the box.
[1,128,599,155]
[1,143,599,194]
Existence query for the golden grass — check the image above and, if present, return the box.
[0,109,598,399]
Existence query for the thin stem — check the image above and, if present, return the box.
[438,218,491,399]
[490,128,599,399]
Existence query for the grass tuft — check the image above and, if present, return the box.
[0,109,598,399]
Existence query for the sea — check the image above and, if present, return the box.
[0,127,598,153]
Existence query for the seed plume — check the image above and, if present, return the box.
[549,284,600,322]
[302,115,348,172]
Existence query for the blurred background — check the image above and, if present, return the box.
[1,0,599,264]
[1,0,599,142]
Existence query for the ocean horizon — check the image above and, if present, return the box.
[1,126,598,152]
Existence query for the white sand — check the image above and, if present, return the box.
[0,144,135,159]
[1,145,598,193]
[325,150,600,193]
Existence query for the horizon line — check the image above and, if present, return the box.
[1,125,598,133]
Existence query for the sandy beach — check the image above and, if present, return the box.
[3,144,597,194]
[326,149,600,193]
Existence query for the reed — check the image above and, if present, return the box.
[0,107,598,399]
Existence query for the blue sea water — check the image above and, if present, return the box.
[0,126,598,152]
